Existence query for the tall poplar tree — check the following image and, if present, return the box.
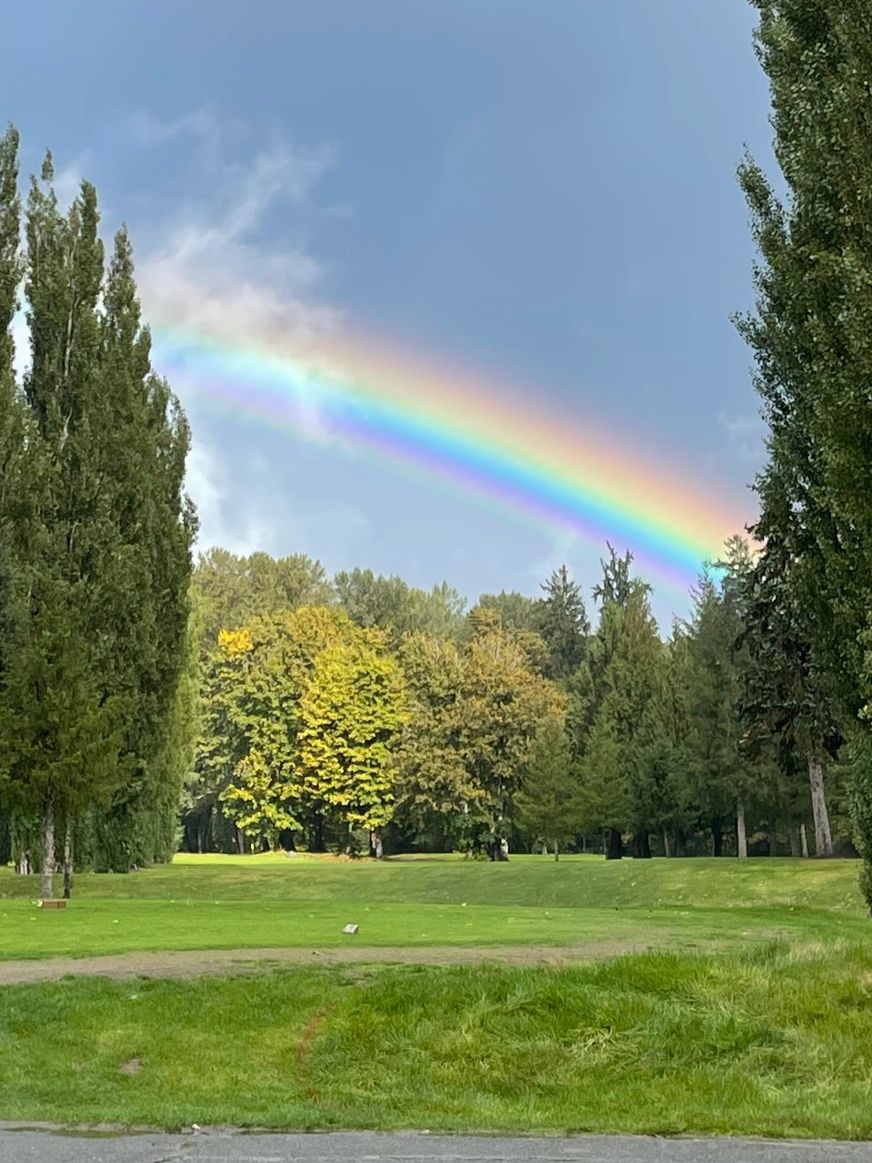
[0,126,23,858]
[89,227,196,869]
[738,2,872,890]
[0,138,195,890]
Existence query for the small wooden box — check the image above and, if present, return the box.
[37,899,67,910]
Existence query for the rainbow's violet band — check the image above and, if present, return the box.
[151,322,747,593]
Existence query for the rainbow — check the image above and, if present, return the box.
[151,319,748,592]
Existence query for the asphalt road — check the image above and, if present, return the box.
[2,1130,871,1163]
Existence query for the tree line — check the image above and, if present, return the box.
[183,543,855,865]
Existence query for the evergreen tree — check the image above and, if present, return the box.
[2,159,129,895]
[683,572,746,856]
[515,715,579,859]
[537,565,589,681]
[577,549,663,858]
[740,488,839,857]
[91,227,196,869]
[0,125,21,686]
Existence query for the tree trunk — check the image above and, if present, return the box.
[737,800,748,860]
[236,826,246,855]
[800,822,810,859]
[553,838,559,862]
[789,826,800,857]
[62,820,73,899]
[632,833,652,859]
[370,830,384,859]
[605,828,623,860]
[807,747,834,857]
[663,829,671,858]
[41,800,55,899]
[311,813,326,853]
[767,820,778,856]
[712,820,724,857]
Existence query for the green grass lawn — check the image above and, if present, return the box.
[2,943,872,1138]
[0,854,867,959]
[0,851,869,958]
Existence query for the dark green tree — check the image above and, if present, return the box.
[515,715,580,859]
[738,2,872,886]
[0,157,128,894]
[0,142,195,889]
[90,227,195,869]
[683,572,746,856]
[537,565,589,681]
[335,568,465,641]
[579,549,663,859]
[740,484,839,857]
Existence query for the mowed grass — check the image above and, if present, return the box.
[3,943,872,1138]
[0,854,868,959]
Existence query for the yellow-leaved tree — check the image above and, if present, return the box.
[297,634,408,857]
[201,606,352,851]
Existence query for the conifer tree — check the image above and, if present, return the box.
[515,715,579,859]
[537,565,589,681]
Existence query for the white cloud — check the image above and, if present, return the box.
[54,160,88,209]
[186,439,282,558]
[127,108,225,152]
[133,109,339,349]
[127,110,364,560]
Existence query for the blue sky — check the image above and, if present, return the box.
[1,1,773,627]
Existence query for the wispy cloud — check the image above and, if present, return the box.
[716,409,765,465]
[127,108,225,153]
[126,109,362,557]
[132,108,339,344]
[185,441,279,558]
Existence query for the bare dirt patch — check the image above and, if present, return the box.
[0,938,660,985]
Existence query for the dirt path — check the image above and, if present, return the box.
[0,938,657,985]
